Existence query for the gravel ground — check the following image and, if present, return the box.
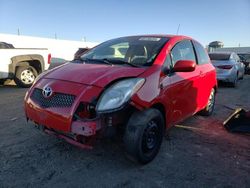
[0,76,249,188]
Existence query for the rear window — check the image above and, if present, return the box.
[209,53,230,60]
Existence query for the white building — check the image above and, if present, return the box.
[214,47,250,54]
[0,33,99,61]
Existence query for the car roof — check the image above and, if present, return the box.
[121,34,192,40]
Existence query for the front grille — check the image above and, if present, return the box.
[30,88,76,108]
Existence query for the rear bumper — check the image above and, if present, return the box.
[216,71,236,83]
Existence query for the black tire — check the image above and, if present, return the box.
[239,73,244,80]
[123,108,164,164]
[0,79,5,85]
[14,65,38,88]
[230,74,238,88]
[200,88,215,116]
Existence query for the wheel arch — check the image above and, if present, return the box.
[9,54,45,77]
[151,103,167,130]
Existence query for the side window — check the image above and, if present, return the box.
[171,40,196,66]
[193,41,210,65]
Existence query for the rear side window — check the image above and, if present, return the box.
[193,41,210,64]
[171,40,196,65]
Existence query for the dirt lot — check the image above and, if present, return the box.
[0,76,249,188]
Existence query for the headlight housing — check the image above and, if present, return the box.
[96,78,145,112]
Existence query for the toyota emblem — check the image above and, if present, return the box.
[42,86,53,98]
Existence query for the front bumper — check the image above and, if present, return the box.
[27,105,134,149]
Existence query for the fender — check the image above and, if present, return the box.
[9,54,45,78]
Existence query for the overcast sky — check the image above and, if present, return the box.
[0,0,250,47]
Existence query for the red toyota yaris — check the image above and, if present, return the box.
[24,35,217,163]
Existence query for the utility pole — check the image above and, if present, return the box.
[82,36,86,42]
[17,28,20,35]
[55,33,57,39]
[176,24,180,35]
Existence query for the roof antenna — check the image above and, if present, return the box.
[176,24,180,35]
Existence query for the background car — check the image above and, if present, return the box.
[209,52,245,87]
[238,53,250,74]
[74,47,89,60]
[49,48,90,69]
[0,42,51,87]
[0,41,14,49]
[48,57,67,69]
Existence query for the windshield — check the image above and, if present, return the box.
[209,53,231,61]
[80,36,169,66]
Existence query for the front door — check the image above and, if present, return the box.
[167,40,200,124]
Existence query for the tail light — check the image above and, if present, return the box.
[217,65,233,69]
[48,53,51,64]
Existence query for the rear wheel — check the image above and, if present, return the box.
[14,65,38,88]
[123,108,164,164]
[200,88,215,116]
[239,72,244,80]
[230,73,238,88]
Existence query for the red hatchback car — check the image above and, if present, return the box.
[24,35,217,163]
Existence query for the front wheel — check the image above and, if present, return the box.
[200,88,215,116]
[123,108,164,164]
[0,79,5,85]
[14,65,38,88]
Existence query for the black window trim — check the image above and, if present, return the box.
[191,40,199,65]
[192,40,210,65]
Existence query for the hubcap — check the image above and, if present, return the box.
[20,69,35,84]
[142,120,159,153]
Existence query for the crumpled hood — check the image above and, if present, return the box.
[45,63,146,87]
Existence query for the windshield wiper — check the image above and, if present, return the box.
[81,58,113,65]
[105,59,140,67]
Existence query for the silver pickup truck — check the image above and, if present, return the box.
[0,42,51,87]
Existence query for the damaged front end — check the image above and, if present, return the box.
[25,78,139,149]
[31,103,135,149]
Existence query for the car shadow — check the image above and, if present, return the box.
[0,84,18,88]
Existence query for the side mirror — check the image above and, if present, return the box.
[173,60,196,72]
